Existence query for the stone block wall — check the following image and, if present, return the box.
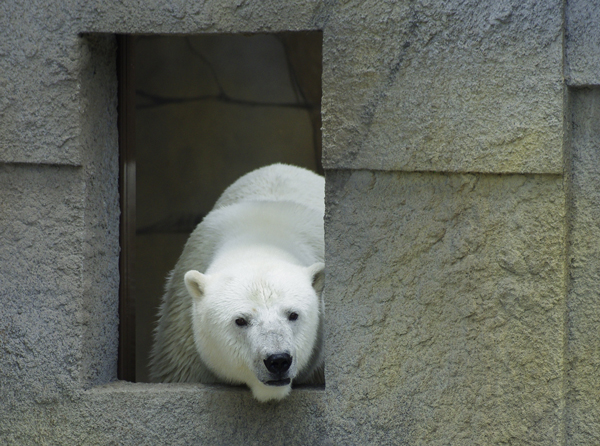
[1,0,599,444]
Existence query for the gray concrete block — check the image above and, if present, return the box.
[0,28,119,417]
[565,0,600,86]
[0,384,329,445]
[0,165,86,404]
[78,0,325,34]
[321,0,564,173]
[0,14,83,164]
[79,40,121,389]
[324,170,566,444]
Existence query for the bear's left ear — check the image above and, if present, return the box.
[306,262,325,295]
[184,270,208,301]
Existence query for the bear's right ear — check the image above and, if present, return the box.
[307,262,325,296]
[184,270,208,300]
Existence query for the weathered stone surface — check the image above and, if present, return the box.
[565,0,600,86]
[0,1,84,164]
[324,170,566,444]
[1,0,565,173]
[77,1,326,34]
[0,164,85,405]
[566,88,600,443]
[322,0,564,173]
[1,384,328,445]
[0,34,120,403]
[78,34,121,388]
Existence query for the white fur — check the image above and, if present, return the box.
[149,164,325,402]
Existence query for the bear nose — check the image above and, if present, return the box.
[264,353,292,374]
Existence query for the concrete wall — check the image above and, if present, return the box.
[1,0,599,444]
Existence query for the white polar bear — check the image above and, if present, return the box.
[149,164,325,402]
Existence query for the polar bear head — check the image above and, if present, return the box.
[184,261,324,402]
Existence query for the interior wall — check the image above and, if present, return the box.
[134,32,323,381]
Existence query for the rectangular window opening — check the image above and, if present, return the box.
[118,32,324,387]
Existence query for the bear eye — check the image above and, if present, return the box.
[288,312,299,321]
[235,317,248,327]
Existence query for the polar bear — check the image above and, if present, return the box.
[149,164,325,402]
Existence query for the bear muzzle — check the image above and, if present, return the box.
[263,353,293,386]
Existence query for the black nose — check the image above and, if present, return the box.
[264,353,292,374]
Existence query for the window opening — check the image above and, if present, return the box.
[118,32,323,382]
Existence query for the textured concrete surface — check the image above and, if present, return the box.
[0,164,86,405]
[565,0,600,86]
[0,0,567,171]
[322,0,565,173]
[77,34,121,388]
[0,2,85,164]
[0,0,323,165]
[79,0,327,34]
[1,384,328,445]
[0,33,120,403]
[325,171,566,444]
[565,88,600,443]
